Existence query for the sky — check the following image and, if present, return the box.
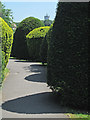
[2,1,58,22]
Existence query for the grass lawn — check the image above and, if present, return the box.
[67,113,89,119]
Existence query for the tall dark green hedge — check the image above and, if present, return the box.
[40,24,53,64]
[11,17,44,59]
[26,26,50,61]
[0,17,13,83]
[47,2,88,109]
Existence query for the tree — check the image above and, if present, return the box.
[0,1,13,27]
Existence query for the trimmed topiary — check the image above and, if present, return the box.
[40,24,53,64]
[11,17,44,59]
[26,26,50,61]
[47,2,88,109]
[0,17,13,83]
[0,46,2,85]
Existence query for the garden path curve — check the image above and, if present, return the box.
[2,59,69,118]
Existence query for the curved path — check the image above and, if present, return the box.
[2,59,69,118]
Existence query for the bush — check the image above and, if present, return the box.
[0,17,13,83]
[47,2,88,109]
[0,46,2,85]
[40,24,53,64]
[26,26,50,61]
[0,51,5,84]
[11,17,44,59]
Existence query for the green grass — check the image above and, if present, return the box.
[67,113,89,119]
[64,105,89,119]
[44,63,47,65]
[10,57,48,65]
[10,57,16,59]
[4,68,9,79]
[10,57,33,62]
[40,62,47,66]
[65,108,89,119]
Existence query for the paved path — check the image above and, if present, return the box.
[1,59,69,118]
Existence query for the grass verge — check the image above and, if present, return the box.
[4,68,9,80]
[10,57,17,59]
[53,92,89,119]
[67,113,89,119]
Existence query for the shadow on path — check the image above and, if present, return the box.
[14,59,33,63]
[24,64,46,72]
[24,64,47,83]
[25,73,46,83]
[2,92,68,114]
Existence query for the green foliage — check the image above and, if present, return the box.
[40,24,53,64]
[0,46,2,85]
[0,51,6,86]
[68,113,88,119]
[47,2,88,109]
[0,17,13,83]
[26,26,50,61]
[0,1,13,28]
[11,17,44,59]
[40,36,48,64]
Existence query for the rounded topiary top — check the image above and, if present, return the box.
[11,17,44,59]
[17,17,45,36]
[26,26,50,61]
[26,26,50,39]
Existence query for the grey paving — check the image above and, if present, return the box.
[1,59,69,118]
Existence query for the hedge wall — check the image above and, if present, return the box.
[0,18,1,85]
[11,17,44,59]
[47,2,88,109]
[40,24,53,64]
[26,26,50,61]
[0,17,13,83]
